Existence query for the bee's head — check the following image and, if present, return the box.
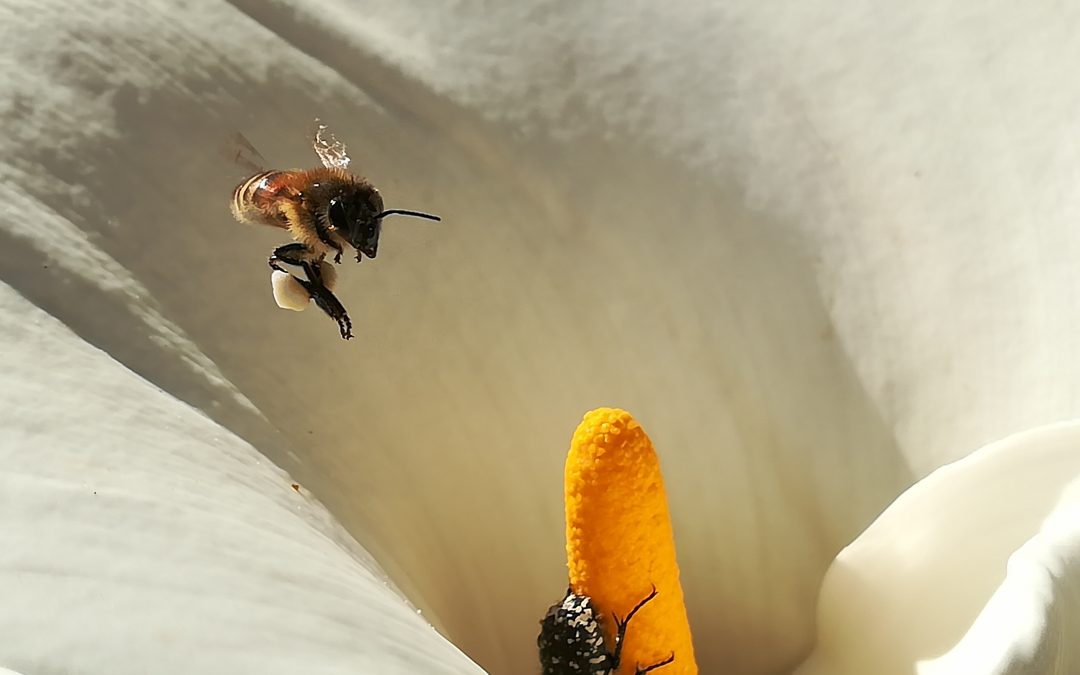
[328,187,442,261]
[327,188,385,260]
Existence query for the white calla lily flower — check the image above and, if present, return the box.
[3,1,1080,674]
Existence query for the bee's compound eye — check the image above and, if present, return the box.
[328,198,349,231]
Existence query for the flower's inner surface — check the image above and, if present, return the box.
[0,1,947,673]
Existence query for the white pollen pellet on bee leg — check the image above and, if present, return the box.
[318,260,338,291]
[270,270,310,311]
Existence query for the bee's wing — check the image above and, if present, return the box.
[312,118,351,170]
[224,133,291,230]
[226,132,269,175]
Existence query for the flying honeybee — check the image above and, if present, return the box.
[229,121,440,340]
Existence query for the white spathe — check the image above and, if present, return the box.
[0,281,483,675]
[797,423,1080,674]
[921,506,1080,674]
[3,0,1080,672]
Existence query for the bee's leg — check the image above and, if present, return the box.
[314,224,345,264]
[611,586,659,669]
[267,243,352,340]
[268,242,312,272]
[299,260,353,340]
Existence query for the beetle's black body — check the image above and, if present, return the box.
[537,586,675,675]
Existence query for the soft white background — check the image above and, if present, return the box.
[3,1,1080,673]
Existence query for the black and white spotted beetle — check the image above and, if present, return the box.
[537,585,675,675]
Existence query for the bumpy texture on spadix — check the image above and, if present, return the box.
[565,408,698,674]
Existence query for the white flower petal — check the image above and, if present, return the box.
[920,517,1080,674]
[797,423,1080,675]
[0,282,483,675]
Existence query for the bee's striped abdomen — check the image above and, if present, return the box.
[230,170,288,227]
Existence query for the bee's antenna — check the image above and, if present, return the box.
[376,209,442,222]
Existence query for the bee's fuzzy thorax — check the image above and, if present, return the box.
[275,200,329,256]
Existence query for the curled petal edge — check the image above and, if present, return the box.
[796,421,1080,675]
